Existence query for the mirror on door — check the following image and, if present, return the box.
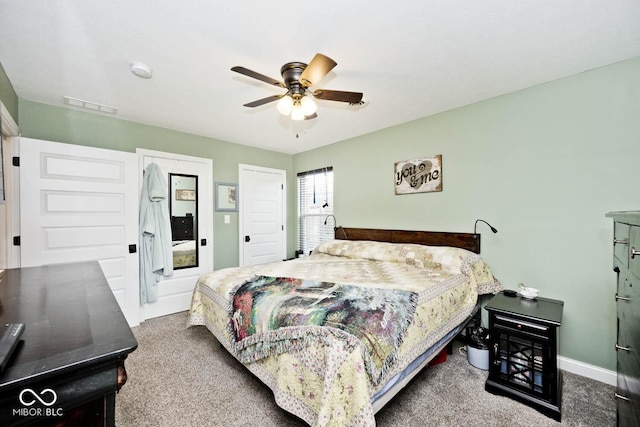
[169,173,198,269]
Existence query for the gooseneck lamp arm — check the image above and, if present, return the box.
[324,214,337,227]
[324,215,348,239]
[474,219,498,234]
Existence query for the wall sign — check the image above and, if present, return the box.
[175,189,196,201]
[394,155,442,195]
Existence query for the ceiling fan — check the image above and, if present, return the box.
[231,53,363,121]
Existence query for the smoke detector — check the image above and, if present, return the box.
[131,62,153,79]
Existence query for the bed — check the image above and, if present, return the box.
[172,240,196,268]
[187,227,502,426]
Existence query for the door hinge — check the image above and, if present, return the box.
[13,236,20,246]
[282,225,284,231]
[281,184,283,190]
[12,156,19,167]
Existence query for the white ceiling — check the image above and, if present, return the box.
[1,1,639,155]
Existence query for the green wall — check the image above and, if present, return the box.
[293,57,640,371]
[17,100,295,269]
[0,62,18,124]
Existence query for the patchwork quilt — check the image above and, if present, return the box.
[188,240,502,427]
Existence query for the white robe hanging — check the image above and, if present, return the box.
[139,162,174,304]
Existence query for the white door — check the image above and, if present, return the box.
[138,149,213,320]
[239,164,286,266]
[19,137,140,326]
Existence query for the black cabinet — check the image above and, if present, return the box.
[485,292,564,421]
[0,262,137,426]
[171,215,194,241]
[606,211,640,426]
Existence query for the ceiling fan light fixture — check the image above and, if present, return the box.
[300,95,317,116]
[277,95,294,115]
[290,103,305,121]
[232,53,363,122]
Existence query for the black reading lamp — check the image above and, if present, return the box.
[324,214,337,228]
[474,219,498,234]
[324,215,348,239]
[472,219,498,255]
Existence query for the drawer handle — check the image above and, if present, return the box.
[614,238,629,245]
[615,343,631,352]
[631,247,640,259]
[615,392,631,402]
[495,314,548,331]
[615,294,631,302]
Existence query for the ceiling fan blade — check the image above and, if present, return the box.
[231,66,286,88]
[299,53,337,87]
[305,113,317,120]
[312,89,363,104]
[243,94,283,108]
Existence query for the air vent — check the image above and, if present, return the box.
[63,96,118,114]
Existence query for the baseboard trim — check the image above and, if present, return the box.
[558,356,616,386]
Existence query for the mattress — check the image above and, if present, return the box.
[188,239,502,426]
[172,240,196,268]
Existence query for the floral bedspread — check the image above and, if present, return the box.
[230,276,418,385]
[188,240,502,426]
[172,240,196,268]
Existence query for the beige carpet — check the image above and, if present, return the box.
[115,311,615,426]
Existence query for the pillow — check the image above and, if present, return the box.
[314,239,475,274]
[314,239,503,294]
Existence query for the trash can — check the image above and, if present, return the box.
[466,326,489,370]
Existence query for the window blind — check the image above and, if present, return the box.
[298,167,333,255]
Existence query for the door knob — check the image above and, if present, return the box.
[245,236,251,242]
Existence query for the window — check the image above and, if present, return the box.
[298,167,334,255]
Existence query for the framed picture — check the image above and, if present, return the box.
[215,182,238,212]
[394,154,442,195]
[175,189,196,201]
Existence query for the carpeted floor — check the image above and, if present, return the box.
[115,311,615,426]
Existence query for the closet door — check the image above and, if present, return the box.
[137,149,213,321]
[239,164,286,266]
[19,137,140,326]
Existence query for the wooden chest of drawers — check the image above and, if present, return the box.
[606,211,640,426]
[171,215,194,241]
[0,262,137,426]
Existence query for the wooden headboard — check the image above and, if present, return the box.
[334,227,481,254]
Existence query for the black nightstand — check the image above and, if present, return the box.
[484,291,564,421]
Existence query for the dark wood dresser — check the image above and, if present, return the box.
[0,261,138,426]
[606,211,640,426]
[171,215,194,241]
